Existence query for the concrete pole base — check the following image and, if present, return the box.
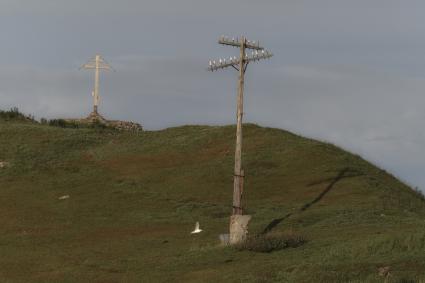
[229,215,252,245]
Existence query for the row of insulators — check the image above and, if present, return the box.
[251,49,271,57]
[209,50,272,67]
[219,36,260,47]
[209,56,239,66]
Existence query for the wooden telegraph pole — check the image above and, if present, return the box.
[208,36,273,243]
[233,37,246,215]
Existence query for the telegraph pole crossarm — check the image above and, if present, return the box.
[208,37,272,73]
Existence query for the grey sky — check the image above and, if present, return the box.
[1,0,425,191]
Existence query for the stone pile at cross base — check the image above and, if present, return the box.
[66,111,143,132]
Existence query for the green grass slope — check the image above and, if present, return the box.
[1,120,425,282]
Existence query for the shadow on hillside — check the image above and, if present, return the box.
[261,167,364,234]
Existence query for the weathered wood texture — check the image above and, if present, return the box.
[233,37,246,216]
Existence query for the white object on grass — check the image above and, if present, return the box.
[0,161,9,168]
[58,195,70,200]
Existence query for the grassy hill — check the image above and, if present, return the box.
[1,117,425,282]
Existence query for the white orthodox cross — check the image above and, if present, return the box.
[80,54,114,114]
